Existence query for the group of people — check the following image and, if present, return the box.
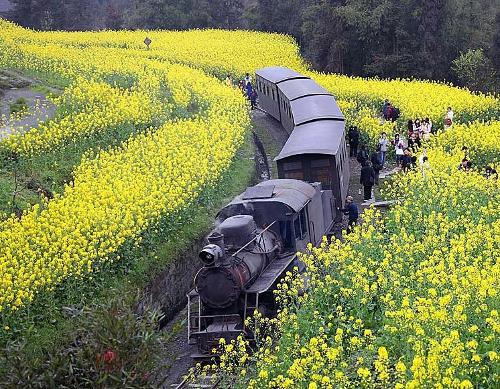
[225,73,258,109]
[458,147,497,179]
[347,127,389,202]
[382,100,401,122]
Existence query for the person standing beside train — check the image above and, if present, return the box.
[348,126,360,157]
[244,73,252,86]
[250,89,258,110]
[356,144,369,166]
[342,196,359,234]
[245,82,253,101]
[360,161,375,201]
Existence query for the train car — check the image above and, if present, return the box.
[277,80,337,134]
[255,66,349,215]
[187,179,335,356]
[275,120,350,218]
[186,67,351,357]
[255,66,308,121]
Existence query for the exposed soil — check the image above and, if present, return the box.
[0,70,58,139]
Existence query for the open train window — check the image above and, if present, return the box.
[294,208,308,239]
[280,221,293,250]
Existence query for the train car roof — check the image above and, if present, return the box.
[255,66,309,84]
[224,179,316,213]
[291,94,344,125]
[275,120,345,161]
[278,78,331,101]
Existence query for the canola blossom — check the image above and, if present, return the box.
[0,55,249,311]
[0,21,499,388]
[216,123,499,387]
[215,128,499,388]
[1,79,170,155]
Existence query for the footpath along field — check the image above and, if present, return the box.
[0,20,499,387]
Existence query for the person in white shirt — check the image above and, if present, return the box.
[422,117,432,140]
[444,107,454,130]
[393,133,405,167]
[378,132,389,165]
[244,73,252,86]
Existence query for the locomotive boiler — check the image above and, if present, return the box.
[195,215,281,311]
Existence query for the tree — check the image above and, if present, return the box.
[451,49,497,93]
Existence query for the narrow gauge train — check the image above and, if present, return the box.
[187,67,350,357]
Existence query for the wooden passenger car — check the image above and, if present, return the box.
[274,120,350,219]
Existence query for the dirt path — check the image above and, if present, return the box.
[0,71,58,139]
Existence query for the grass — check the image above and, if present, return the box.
[9,97,28,115]
[0,127,256,383]
[251,115,281,178]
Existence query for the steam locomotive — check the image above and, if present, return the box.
[187,67,349,357]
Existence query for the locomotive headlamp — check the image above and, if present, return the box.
[199,244,224,266]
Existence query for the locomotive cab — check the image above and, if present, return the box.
[187,179,335,357]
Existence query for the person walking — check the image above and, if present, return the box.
[244,73,252,86]
[371,147,383,184]
[348,126,360,157]
[245,82,253,101]
[378,132,389,165]
[356,144,369,166]
[382,99,389,119]
[250,89,258,110]
[393,133,405,167]
[360,161,375,201]
[342,196,359,234]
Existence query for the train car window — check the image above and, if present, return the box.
[310,159,330,168]
[284,171,304,180]
[311,168,331,189]
[272,88,275,101]
[283,161,302,171]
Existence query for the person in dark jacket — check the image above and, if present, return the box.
[401,148,414,172]
[360,161,375,201]
[370,147,383,184]
[245,82,253,100]
[348,126,360,157]
[356,144,369,165]
[341,195,359,234]
[250,89,258,110]
[382,99,389,119]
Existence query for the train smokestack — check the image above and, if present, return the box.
[207,231,225,253]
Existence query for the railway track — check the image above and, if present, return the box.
[173,374,221,388]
